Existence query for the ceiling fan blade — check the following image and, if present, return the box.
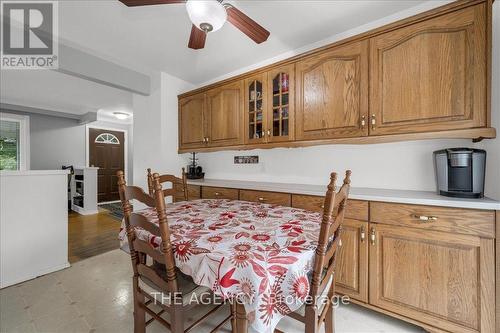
[188,25,207,50]
[119,0,184,7]
[225,5,270,44]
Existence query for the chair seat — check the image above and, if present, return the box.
[295,274,333,317]
[139,264,211,306]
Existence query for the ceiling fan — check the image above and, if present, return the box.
[119,0,270,50]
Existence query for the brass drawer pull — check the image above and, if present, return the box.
[412,214,438,222]
[258,197,266,202]
[214,192,221,196]
[370,227,376,246]
[360,226,366,242]
[371,114,376,130]
[361,116,366,129]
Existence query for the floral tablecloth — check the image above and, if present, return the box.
[118,199,322,333]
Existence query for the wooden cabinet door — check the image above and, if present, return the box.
[245,74,268,144]
[205,81,244,147]
[267,64,295,142]
[178,93,206,150]
[335,219,368,303]
[369,4,487,135]
[369,224,495,333]
[296,40,369,140]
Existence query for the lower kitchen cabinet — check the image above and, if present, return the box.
[335,219,368,303]
[369,223,495,333]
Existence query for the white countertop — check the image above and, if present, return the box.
[188,178,500,210]
[0,170,70,176]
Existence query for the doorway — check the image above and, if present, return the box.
[88,128,125,203]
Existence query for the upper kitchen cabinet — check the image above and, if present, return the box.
[295,40,369,140]
[205,81,244,147]
[245,73,268,145]
[267,64,295,143]
[178,92,206,150]
[369,4,488,135]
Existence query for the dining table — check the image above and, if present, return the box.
[118,198,323,333]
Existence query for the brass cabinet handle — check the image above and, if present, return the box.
[360,226,366,243]
[371,114,376,130]
[361,116,366,129]
[267,129,271,137]
[206,137,210,143]
[258,197,266,202]
[412,214,438,222]
[370,227,376,246]
[214,192,220,196]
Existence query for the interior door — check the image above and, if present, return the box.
[245,74,268,144]
[369,223,493,333]
[89,128,125,203]
[205,81,243,147]
[335,219,368,303]
[179,92,207,150]
[369,4,486,135]
[267,64,295,143]
[296,40,369,140]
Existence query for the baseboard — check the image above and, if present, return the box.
[0,261,70,288]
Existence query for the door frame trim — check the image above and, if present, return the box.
[85,125,129,184]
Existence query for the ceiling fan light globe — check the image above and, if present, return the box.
[186,0,227,33]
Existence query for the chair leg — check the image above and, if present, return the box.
[230,301,237,333]
[324,304,334,333]
[133,284,146,333]
[171,305,184,333]
[304,305,318,333]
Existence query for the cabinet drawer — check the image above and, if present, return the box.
[291,195,368,221]
[240,190,291,206]
[201,186,239,200]
[173,184,201,202]
[371,202,495,238]
[187,185,201,200]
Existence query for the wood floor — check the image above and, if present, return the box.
[68,209,121,263]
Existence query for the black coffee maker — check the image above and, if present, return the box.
[186,152,204,179]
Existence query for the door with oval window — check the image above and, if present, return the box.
[89,128,125,202]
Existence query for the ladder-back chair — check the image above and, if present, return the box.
[147,168,188,202]
[117,171,233,333]
[276,170,351,333]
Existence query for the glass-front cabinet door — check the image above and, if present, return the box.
[245,74,268,144]
[267,64,294,142]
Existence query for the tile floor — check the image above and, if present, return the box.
[0,250,424,333]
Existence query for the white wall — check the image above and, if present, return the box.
[134,1,500,200]
[132,72,194,189]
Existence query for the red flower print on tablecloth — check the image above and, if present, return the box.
[174,240,210,262]
[233,243,252,252]
[189,218,204,224]
[281,220,304,237]
[252,233,271,242]
[290,274,309,300]
[230,252,253,268]
[238,277,256,303]
[254,211,268,218]
[220,211,237,220]
[206,235,223,243]
[259,275,290,325]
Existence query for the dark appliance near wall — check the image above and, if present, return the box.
[61,165,74,210]
[433,148,486,198]
[186,152,204,179]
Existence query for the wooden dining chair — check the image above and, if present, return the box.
[117,171,234,333]
[276,170,351,333]
[147,168,188,202]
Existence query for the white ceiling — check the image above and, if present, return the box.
[58,0,428,84]
[0,70,133,116]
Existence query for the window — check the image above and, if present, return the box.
[95,133,120,145]
[0,113,29,171]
